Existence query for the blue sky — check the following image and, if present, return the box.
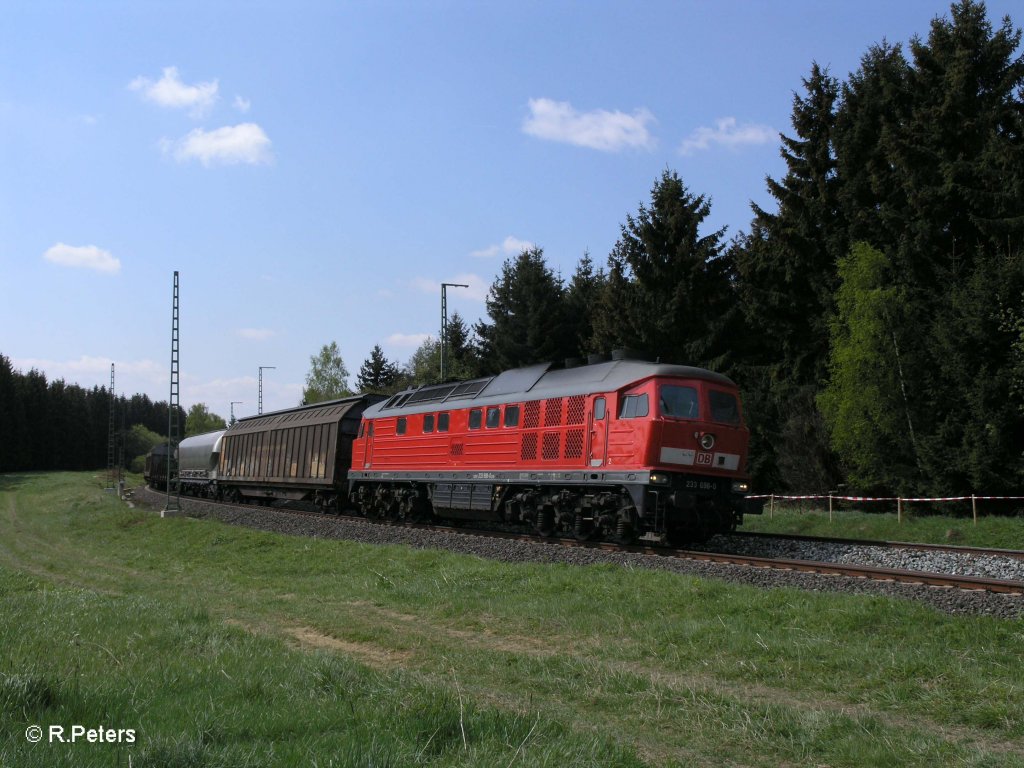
[3,0,1020,418]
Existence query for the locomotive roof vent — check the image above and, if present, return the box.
[611,348,649,362]
[586,353,610,365]
[564,357,584,369]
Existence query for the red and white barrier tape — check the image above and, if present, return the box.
[747,494,1024,502]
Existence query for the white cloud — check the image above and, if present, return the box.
[412,273,489,302]
[236,328,276,341]
[523,98,655,152]
[162,123,273,167]
[43,243,121,274]
[233,95,251,113]
[471,235,535,259]
[129,66,218,117]
[385,333,431,348]
[679,117,776,156]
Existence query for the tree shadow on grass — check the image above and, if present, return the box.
[0,474,29,492]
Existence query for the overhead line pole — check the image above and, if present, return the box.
[440,282,468,381]
[163,270,181,516]
[106,363,115,489]
[254,366,272,415]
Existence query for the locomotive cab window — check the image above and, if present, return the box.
[438,413,450,432]
[396,417,407,435]
[660,384,699,419]
[504,405,520,427]
[709,390,741,425]
[423,414,435,433]
[486,407,501,428]
[468,409,482,429]
[594,397,606,420]
[619,393,649,419]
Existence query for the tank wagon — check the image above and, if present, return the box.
[216,394,384,505]
[349,358,759,543]
[176,429,226,498]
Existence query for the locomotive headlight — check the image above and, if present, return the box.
[650,473,670,485]
[699,433,716,450]
[731,480,749,494]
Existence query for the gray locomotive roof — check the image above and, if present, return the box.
[364,359,736,419]
[225,394,378,437]
[177,429,226,472]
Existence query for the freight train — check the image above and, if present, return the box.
[151,355,759,543]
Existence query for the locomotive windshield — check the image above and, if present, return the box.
[709,390,741,424]
[659,384,699,419]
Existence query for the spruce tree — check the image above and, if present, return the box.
[596,170,733,368]
[356,344,400,393]
[474,247,572,373]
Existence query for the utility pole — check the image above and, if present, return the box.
[440,282,468,380]
[258,366,275,414]
[230,401,243,426]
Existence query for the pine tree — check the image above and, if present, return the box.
[564,252,605,358]
[737,63,843,384]
[442,312,480,380]
[474,247,572,373]
[356,344,401,393]
[732,64,846,490]
[595,170,733,368]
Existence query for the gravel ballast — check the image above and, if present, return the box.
[133,487,1024,620]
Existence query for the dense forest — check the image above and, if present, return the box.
[0,353,184,473]
[3,1,1023,495]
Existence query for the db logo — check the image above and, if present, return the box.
[696,452,713,466]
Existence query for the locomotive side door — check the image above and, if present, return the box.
[587,396,608,467]
[362,421,375,469]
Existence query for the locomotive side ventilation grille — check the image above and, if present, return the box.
[520,433,537,461]
[565,429,584,459]
[524,401,541,429]
[567,396,585,425]
[542,432,560,460]
[544,398,563,427]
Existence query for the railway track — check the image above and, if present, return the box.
[660,547,1024,594]
[735,530,1024,560]
[147,489,1024,596]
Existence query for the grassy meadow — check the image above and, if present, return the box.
[741,502,1024,549]
[1,471,1023,767]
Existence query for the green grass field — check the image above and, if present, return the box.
[742,501,1024,549]
[2,472,1023,767]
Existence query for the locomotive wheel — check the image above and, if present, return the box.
[573,512,595,541]
[612,509,638,545]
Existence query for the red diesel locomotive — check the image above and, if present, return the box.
[348,357,758,543]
